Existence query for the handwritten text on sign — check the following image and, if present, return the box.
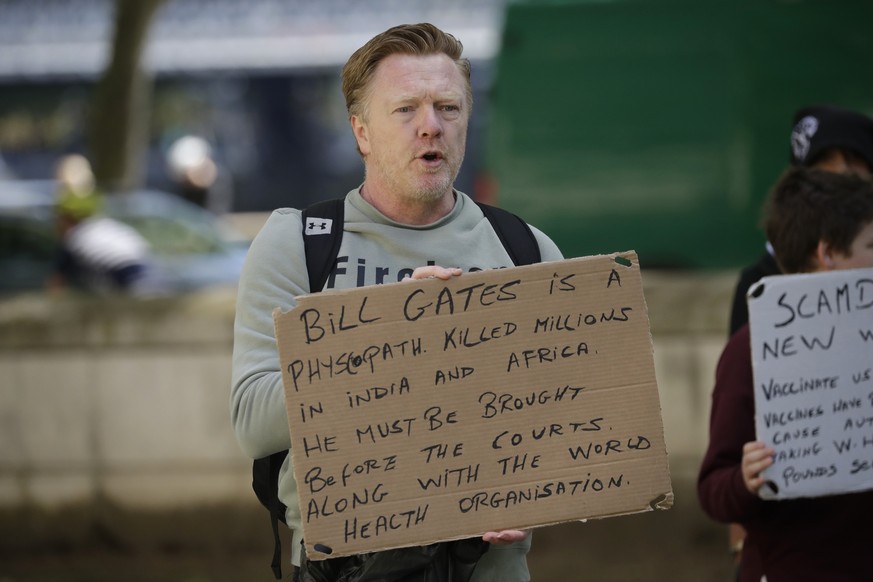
[750,267,873,500]
[274,253,672,559]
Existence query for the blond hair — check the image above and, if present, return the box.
[341,23,472,122]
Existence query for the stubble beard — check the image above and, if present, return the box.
[371,150,463,204]
[411,168,455,202]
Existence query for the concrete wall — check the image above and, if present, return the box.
[0,271,737,542]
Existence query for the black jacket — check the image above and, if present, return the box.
[728,252,780,336]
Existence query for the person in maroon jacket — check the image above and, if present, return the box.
[698,167,873,582]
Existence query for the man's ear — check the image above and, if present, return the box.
[351,115,370,156]
[815,241,835,270]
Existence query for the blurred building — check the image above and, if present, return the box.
[0,0,507,211]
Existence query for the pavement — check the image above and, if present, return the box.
[0,477,736,582]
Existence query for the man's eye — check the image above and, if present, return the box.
[397,106,411,113]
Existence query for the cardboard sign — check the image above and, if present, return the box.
[749,267,873,500]
[274,253,672,560]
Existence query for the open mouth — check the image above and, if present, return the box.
[421,152,442,162]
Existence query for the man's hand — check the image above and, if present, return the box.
[403,265,463,281]
[481,530,529,545]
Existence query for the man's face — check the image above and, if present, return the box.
[352,53,469,203]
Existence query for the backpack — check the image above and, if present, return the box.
[252,196,542,580]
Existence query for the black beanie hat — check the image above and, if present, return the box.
[789,104,873,170]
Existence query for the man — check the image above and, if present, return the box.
[727,104,873,336]
[699,167,873,581]
[230,23,563,580]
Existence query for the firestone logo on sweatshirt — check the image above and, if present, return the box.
[325,255,501,288]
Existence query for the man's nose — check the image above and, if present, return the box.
[418,107,443,138]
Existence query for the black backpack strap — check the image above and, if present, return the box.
[269,508,282,580]
[257,198,345,580]
[476,201,541,266]
[253,451,289,580]
[268,453,288,580]
[301,197,346,292]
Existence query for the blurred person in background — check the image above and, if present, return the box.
[165,134,232,215]
[724,104,873,571]
[728,104,873,336]
[50,154,154,295]
[700,167,873,582]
